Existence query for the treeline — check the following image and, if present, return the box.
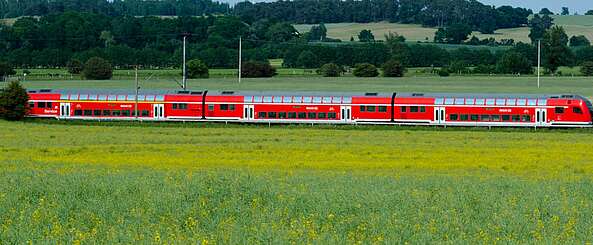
[234,0,532,33]
[0,0,229,18]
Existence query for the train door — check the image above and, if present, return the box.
[59,103,70,118]
[153,104,164,120]
[243,104,254,121]
[340,106,352,123]
[434,107,446,124]
[535,108,547,126]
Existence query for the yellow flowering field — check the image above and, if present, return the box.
[1,120,593,243]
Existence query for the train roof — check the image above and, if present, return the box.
[27,88,587,100]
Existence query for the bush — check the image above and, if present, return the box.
[473,65,496,74]
[438,69,450,77]
[241,60,277,78]
[381,59,406,77]
[0,81,29,121]
[66,59,83,74]
[353,63,379,77]
[0,62,16,81]
[496,51,533,75]
[83,57,113,80]
[187,59,209,79]
[317,63,342,77]
[297,50,319,69]
[581,61,593,76]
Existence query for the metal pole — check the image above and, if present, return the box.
[238,36,242,84]
[135,66,139,119]
[537,39,541,88]
[182,35,187,90]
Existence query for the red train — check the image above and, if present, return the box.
[26,89,593,127]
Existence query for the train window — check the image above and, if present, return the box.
[103,110,111,116]
[80,94,89,100]
[29,102,35,108]
[283,97,292,103]
[89,94,98,100]
[180,104,187,110]
[288,112,296,118]
[273,97,282,103]
[496,99,505,106]
[322,97,332,103]
[410,106,419,113]
[38,102,46,108]
[555,107,564,114]
[269,112,277,118]
[93,110,101,116]
[142,110,149,117]
[279,112,287,119]
[360,106,366,112]
[294,97,303,103]
[512,115,520,122]
[379,106,387,112]
[298,112,306,119]
[401,106,407,113]
[328,112,337,119]
[117,95,126,101]
[172,103,177,109]
[460,114,469,121]
[527,99,537,106]
[83,110,92,116]
[308,112,316,119]
[445,98,454,105]
[486,99,495,106]
[454,98,464,105]
[332,97,342,103]
[112,110,121,116]
[522,115,530,122]
[122,110,130,116]
[492,115,501,121]
[263,96,273,103]
[573,107,583,114]
[229,104,235,111]
[312,97,322,103]
[470,115,479,121]
[420,106,426,112]
[517,99,527,106]
[303,97,312,103]
[506,99,516,106]
[208,104,214,111]
[537,99,547,106]
[220,104,229,110]
[155,95,164,102]
[465,98,475,105]
[74,110,83,116]
[475,99,485,105]
[318,113,327,119]
[435,98,444,105]
[367,106,376,112]
[502,115,510,121]
[46,102,52,108]
[450,114,459,121]
[480,115,490,121]
[258,112,266,118]
[254,96,263,103]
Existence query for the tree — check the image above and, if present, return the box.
[0,81,29,121]
[539,8,554,15]
[358,29,375,42]
[561,7,569,16]
[66,59,83,74]
[581,61,593,76]
[529,14,554,43]
[381,59,405,77]
[0,62,16,81]
[353,63,379,77]
[569,35,591,47]
[241,61,277,78]
[496,51,533,75]
[434,28,447,43]
[83,57,113,80]
[542,26,574,73]
[435,24,472,44]
[307,24,327,41]
[586,10,593,15]
[265,22,299,42]
[317,63,342,77]
[297,50,320,69]
[187,59,209,78]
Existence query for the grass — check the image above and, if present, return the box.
[295,15,593,43]
[2,120,593,243]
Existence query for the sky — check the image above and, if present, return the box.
[479,0,593,14]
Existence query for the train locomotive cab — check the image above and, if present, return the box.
[547,95,593,126]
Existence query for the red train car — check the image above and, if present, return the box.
[25,89,593,127]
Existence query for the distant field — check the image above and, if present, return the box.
[295,15,593,43]
[2,120,593,243]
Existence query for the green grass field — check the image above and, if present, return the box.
[294,15,593,43]
[2,120,593,243]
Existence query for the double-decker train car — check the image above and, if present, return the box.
[25,89,593,127]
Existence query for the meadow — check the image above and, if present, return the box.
[294,15,593,43]
[2,120,593,243]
